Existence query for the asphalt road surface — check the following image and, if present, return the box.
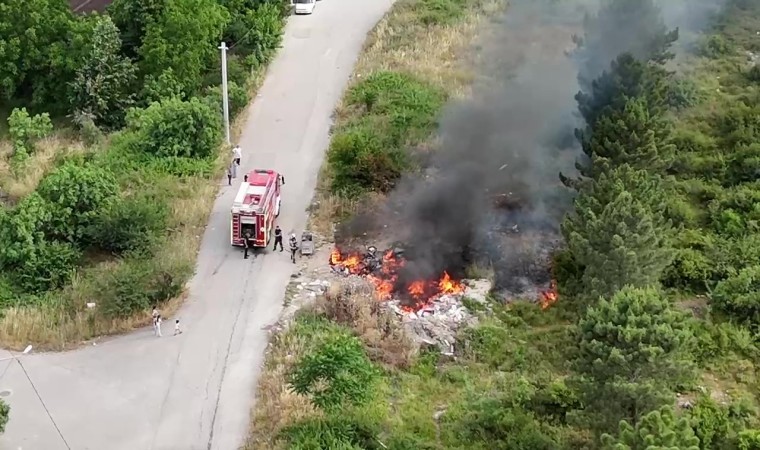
[0,1,394,448]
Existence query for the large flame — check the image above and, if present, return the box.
[329,247,465,310]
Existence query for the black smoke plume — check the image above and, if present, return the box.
[337,0,727,303]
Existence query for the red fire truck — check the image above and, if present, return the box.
[230,169,284,247]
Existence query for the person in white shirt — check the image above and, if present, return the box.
[155,315,163,337]
[174,319,182,335]
[233,144,242,166]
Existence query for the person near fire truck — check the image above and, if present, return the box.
[289,233,298,264]
[273,225,283,251]
[232,144,242,166]
[243,230,253,259]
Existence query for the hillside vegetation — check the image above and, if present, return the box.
[0,0,291,348]
[251,0,760,449]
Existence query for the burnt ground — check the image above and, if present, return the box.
[70,0,112,13]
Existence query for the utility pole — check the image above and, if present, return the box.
[219,42,231,145]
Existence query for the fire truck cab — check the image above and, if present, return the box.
[231,169,283,248]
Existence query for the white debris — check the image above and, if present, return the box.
[86,302,96,308]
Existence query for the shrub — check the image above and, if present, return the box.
[98,256,188,318]
[141,68,187,103]
[7,107,53,160]
[711,265,760,325]
[288,332,379,412]
[13,240,82,293]
[0,192,54,270]
[445,396,559,450]
[688,395,732,449]
[126,97,222,159]
[738,429,760,450]
[600,407,700,450]
[279,416,381,450]
[329,71,444,196]
[222,2,285,70]
[328,125,407,196]
[87,195,169,254]
[202,81,250,119]
[37,162,119,242]
[0,399,8,434]
[416,0,467,26]
[699,34,734,58]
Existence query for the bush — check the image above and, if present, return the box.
[7,107,53,160]
[37,162,119,242]
[699,34,734,58]
[202,81,250,119]
[13,240,82,293]
[288,332,378,412]
[279,416,381,450]
[126,97,222,159]
[688,395,732,449]
[87,195,169,254]
[711,265,760,326]
[222,2,285,70]
[0,399,8,434]
[97,256,189,318]
[445,396,559,450]
[738,429,760,449]
[329,71,444,196]
[416,0,467,26]
[328,125,407,196]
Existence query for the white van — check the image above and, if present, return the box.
[294,0,317,15]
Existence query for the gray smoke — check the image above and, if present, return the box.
[338,0,728,300]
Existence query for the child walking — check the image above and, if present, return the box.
[174,319,182,335]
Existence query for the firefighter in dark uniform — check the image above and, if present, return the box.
[243,231,253,259]
[273,225,283,251]
[289,233,298,264]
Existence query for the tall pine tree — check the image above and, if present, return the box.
[570,286,695,432]
[562,165,673,300]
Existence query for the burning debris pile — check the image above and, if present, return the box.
[329,246,466,309]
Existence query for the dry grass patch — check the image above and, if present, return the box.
[0,133,87,203]
[316,283,416,369]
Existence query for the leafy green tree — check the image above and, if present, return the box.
[14,240,81,292]
[0,0,73,104]
[600,407,700,450]
[571,286,694,430]
[7,107,53,161]
[69,15,137,129]
[710,265,760,326]
[220,1,286,67]
[37,162,119,242]
[108,0,166,58]
[0,193,53,269]
[139,0,230,96]
[576,96,674,179]
[288,333,378,412]
[576,0,678,90]
[126,97,221,158]
[562,166,673,299]
[0,399,8,434]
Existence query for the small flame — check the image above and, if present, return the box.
[539,281,559,310]
[330,249,341,265]
[407,280,426,299]
[438,271,465,295]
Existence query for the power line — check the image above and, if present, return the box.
[16,359,71,450]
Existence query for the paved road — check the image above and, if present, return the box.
[0,1,393,448]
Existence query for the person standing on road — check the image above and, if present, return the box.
[155,314,163,337]
[289,233,298,264]
[243,231,253,259]
[226,164,233,185]
[273,225,283,252]
[152,306,159,333]
[233,144,242,166]
[174,319,182,335]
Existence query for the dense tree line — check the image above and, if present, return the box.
[0,0,289,314]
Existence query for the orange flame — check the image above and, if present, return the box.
[329,247,469,311]
[539,281,559,310]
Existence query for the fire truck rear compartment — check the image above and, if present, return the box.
[240,217,256,239]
